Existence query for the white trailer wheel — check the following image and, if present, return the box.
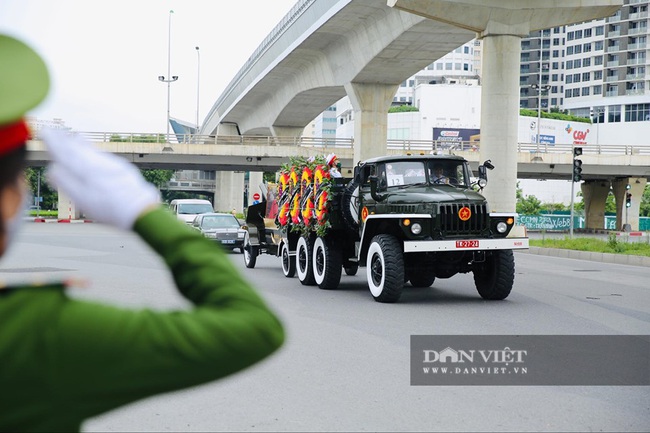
[312,236,342,289]
[296,236,316,285]
[280,242,296,278]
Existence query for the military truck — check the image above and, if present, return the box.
[243,154,528,303]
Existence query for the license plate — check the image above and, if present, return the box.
[456,240,479,248]
[221,240,235,244]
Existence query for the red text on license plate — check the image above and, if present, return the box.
[456,240,479,248]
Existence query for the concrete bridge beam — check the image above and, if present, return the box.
[613,177,647,231]
[581,180,611,230]
[344,82,400,163]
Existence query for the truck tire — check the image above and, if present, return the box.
[341,180,360,233]
[409,272,435,288]
[473,250,515,300]
[366,234,404,303]
[296,235,316,286]
[243,232,258,269]
[313,236,342,289]
[281,242,296,278]
[344,264,358,276]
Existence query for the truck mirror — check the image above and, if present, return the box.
[353,166,360,182]
[477,165,488,189]
[483,160,495,170]
[369,175,386,202]
[478,165,487,180]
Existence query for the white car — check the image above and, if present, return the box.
[169,199,214,224]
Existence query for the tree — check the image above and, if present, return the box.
[516,194,542,215]
[388,105,419,113]
[640,184,650,217]
[25,167,57,210]
[540,202,567,213]
[519,108,590,124]
[516,182,542,215]
[263,171,276,183]
[110,134,165,143]
[141,169,174,189]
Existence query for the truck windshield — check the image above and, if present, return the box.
[378,160,469,188]
[381,161,427,187]
[427,160,469,188]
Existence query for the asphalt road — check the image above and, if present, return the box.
[2,223,649,432]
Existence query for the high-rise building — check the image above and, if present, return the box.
[520,0,649,131]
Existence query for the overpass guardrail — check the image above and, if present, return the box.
[60,132,650,156]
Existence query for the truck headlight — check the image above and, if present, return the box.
[496,222,508,234]
[411,223,422,235]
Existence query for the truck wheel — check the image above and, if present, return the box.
[296,236,316,286]
[243,232,258,269]
[473,250,515,300]
[313,237,342,289]
[409,272,435,288]
[344,264,358,276]
[280,242,295,278]
[366,234,404,303]
[341,180,360,233]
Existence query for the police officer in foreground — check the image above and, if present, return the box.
[0,34,284,431]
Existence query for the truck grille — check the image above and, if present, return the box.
[389,204,419,214]
[439,203,488,236]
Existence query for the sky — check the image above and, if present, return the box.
[0,0,298,133]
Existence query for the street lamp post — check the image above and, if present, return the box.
[159,10,178,145]
[530,83,551,151]
[195,46,200,133]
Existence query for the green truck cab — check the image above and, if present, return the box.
[244,154,528,303]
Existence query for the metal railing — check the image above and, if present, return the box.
[46,132,650,157]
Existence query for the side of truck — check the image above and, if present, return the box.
[243,154,529,303]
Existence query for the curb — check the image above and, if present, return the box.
[519,246,650,268]
[27,218,93,224]
[56,219,93,223]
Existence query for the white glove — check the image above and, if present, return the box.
[42,128,161,230]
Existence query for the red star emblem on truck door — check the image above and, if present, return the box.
[458,207,471,221]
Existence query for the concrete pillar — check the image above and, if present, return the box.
[270,126,304,146]
[344,82,399,163]
[248,171,265,206]
[612,177,646,231]
[581,180,610,230]
[478,33,523,213]
[270,126,303,137]
[216,123,239,136]
[57,188,80,221]
[214,171,246,215]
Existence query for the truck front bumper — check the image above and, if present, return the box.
[403,237,529,253]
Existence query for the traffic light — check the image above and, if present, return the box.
[572,147,583,182]
[626,192,632,208]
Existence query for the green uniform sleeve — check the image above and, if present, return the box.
[45,208,284,423]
